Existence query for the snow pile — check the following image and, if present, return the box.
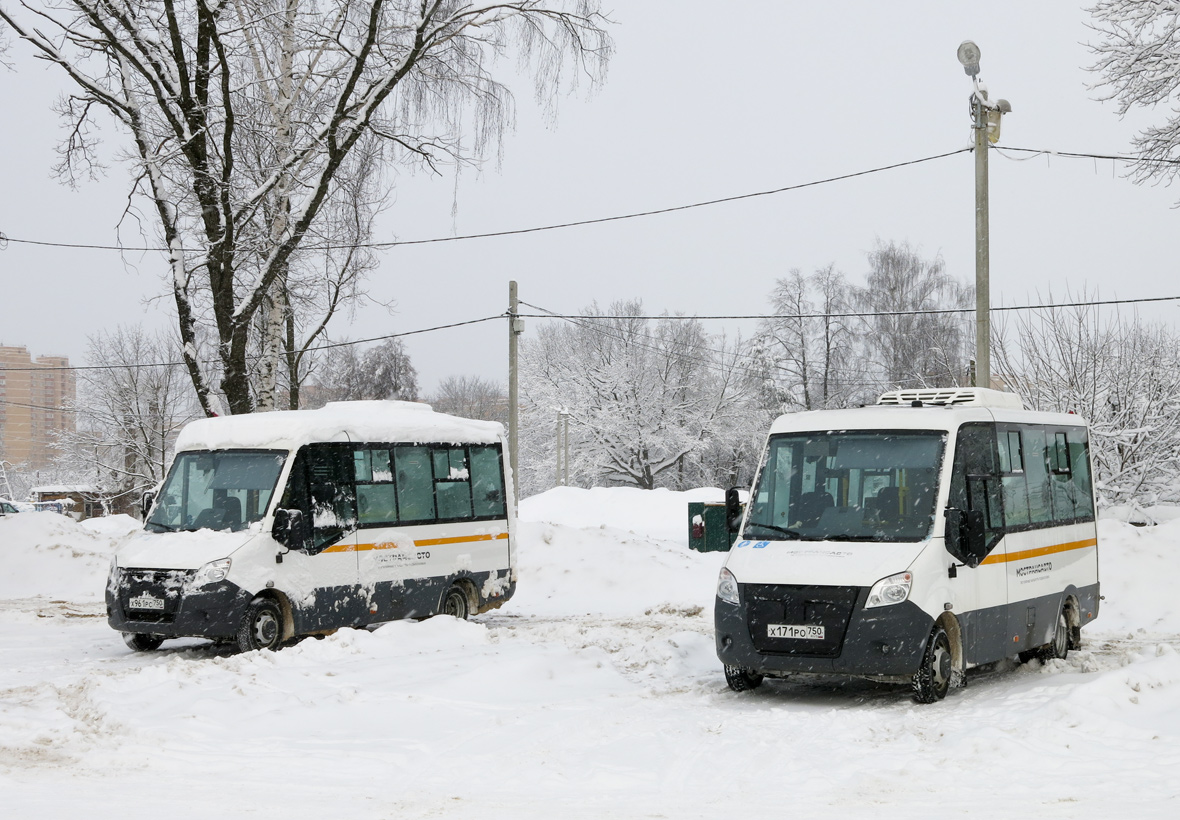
[0,512,136,601]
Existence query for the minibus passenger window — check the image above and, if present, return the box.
[1068,430,1095,519]
[470,446,507,517]
[1023,429,1052,525]
[395,446,435,522]
[435,448,473,520]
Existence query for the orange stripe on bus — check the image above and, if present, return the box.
[324,532,509,553]
[979,537,1098,565]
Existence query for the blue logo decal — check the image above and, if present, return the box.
[753,541,771,549]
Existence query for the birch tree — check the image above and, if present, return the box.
[0,1,611,415]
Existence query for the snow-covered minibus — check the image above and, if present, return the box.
[714,388,1099,702]
[107,401,516,652]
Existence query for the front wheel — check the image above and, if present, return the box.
[913,626,953,703]
[236,598,284,653]
[122,632,164,652]
[724,665,764,692]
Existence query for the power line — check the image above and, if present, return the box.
[0,314,504,374]
[518,293,1180,322]
[2,149,971,253]
[4,143,1178,256]
[997,145,1180,166]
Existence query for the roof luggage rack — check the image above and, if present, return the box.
[877,387,1024,410]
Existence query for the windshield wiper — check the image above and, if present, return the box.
[744,522,803,540]
[145,521,178,533]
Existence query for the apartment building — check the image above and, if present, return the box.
[0,346,76,469]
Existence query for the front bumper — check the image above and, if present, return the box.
[714,585,934,678]
[106,567,253,639]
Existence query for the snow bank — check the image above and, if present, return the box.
[0,512,136,601]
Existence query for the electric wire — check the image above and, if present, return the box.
[0,314,504,374]
[1,149,972,253]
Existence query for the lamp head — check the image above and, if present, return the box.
[957,40,982,77]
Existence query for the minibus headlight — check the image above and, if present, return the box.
[866,571,913,609]
[189,558,232,590]
[717,567,740,605]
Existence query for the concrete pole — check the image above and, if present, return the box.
[974,98,990,390]
[508,281,520,506]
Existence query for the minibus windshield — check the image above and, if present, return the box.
[745,430,946,542]
[146,450,287,534]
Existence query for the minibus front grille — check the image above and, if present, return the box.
[744,584,860,657]
[118,568,195,623]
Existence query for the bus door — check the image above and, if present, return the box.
[278,444,362,629]
[948,422,1008,665]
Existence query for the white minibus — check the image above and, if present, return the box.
[107,401,516,652]
[715,388,1099,701]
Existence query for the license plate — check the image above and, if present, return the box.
[768,624,824,640]
[129,594,165,611]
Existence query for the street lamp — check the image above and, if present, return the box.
[957,40,1011,390]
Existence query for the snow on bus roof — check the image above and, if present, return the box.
[174,401,504,452]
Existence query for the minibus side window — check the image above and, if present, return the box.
[998,429,1030,527]
[355,448,398,526]
[435,447,474,520]
[1068,429,1095,520]
[1048,431,1077,520]
[394,446,436,522]
[470,446,507,517]
[1023,428,1053,525]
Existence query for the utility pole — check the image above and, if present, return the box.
[973,91,990,389]
[957,40,1011,390]
[508,281,522,506]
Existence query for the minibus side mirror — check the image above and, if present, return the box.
[725,487,745,534]
[140,491,155,519]
[272,508,306,551]
[944,507,987,568]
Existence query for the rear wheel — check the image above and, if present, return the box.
[724,665,764,692]
[913,626,952,703]
[441,585,470,621]
[122,632,164,652]
[1037,612,1070,662]
[236,598,284,653]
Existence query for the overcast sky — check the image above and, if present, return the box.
[1,2,1176,395]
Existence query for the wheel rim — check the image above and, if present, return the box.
[253,610,279,647]
[932,640,951,691]
[444,590,466,618]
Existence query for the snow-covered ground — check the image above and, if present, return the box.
[1,487,1177,818]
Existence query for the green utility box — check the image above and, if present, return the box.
[688,501,742,552]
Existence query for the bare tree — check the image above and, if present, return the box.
[1089,2,1180,195]
[852,240,973,389]
[994,295,1180,508]
[430,374,506,424]
[756,264,861,412]
[1,1,612,416]
[520,301,756,493]
[55,325,199,508]
[304,337,418,406]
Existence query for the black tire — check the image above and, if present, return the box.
[1036,612,1070,662]
[724,665,764,692]
[913,626,953,703]
[236,597,284,653]
[122,632,164,652]
[441,585,470,621]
